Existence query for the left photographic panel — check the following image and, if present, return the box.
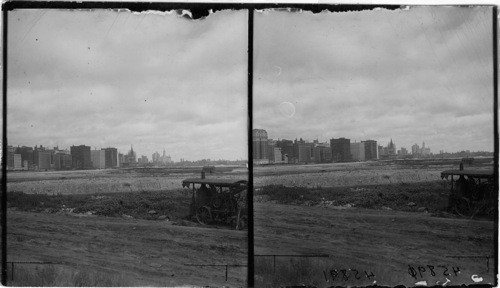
[5,8,249,287]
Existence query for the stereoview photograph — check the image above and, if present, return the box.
[253,6,496,287]
[5,8,248,286]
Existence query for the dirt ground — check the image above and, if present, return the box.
[5,162,496,287]
[253,161,496,287]
[6,167,249,287]
[254,202,496,287]
[7,210,248,287]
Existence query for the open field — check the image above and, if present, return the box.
[7,210,247,287]
[253,160,492,188]
[253,161,497,287]
[254,202,497,287]
[6,166,249,287]
[7,166,248,195]
[5,161,496,286]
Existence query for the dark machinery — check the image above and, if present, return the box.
[441,167,496,218]
[182,178,248,229]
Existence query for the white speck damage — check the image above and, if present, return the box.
[443,277,451,286]
[471,275,483,283]
[415,280,428,286]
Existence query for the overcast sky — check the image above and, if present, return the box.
[7,9,248,161]
[254,6,494,153]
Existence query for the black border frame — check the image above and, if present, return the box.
[1,3,498,288]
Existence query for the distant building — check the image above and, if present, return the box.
[294,139,314,164]
[151,150,172,165]
[103,147,118,168]
[276,139,294,164]
[330,138,351,162]
[361,140,378,160]
[7,151,22,170]
[6,150,14,169]
[161,150,172,164]
[387,139,397,156]
[38,151,52,170]
[152,152,160,163]
[141,155,148,163]
[13,154,22,169]
[412,143,420,155]
[421,142,431,156]
[71,145,92,170]
[313,144,332,163]
[124,145,137,164]
[33,145,46,167]
[350,142,365,162]
[54,153,72,170]
[266,139,277,163]
[118,153,125,166]
[15,146,34,168]
[91,150,106,169]
[378,145,385,158]
[253,129,269,164]
[273,147,283,164]
[398,147,408,156]
[379,139,397,159]
[411,142,431,158]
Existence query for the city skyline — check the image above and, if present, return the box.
[257,128,493,154]
[254,7,494,154]
[6,142,246,163]
[7,9,248,162]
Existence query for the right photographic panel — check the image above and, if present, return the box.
[252,6,497,287]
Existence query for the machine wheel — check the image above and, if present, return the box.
[212,196,223,209]
[196,206,212,225]
[454,197,472,217]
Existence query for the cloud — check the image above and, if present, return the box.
[254,6,494,153]
[8,9,248,161]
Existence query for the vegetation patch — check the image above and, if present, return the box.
[255,181,449,213]
[7,190,191,221]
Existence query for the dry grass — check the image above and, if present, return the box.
[7,167,247,195]
[253,163,451,188]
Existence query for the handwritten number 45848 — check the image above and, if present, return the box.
[408,265,460,279]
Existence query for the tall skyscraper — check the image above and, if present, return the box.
[330,138,351,162]
[103,147,118,168]
[294,139,314,164]
[362,140,378,160]
[252,129,269,163]
[37,150,52,170]
[71,145,92,170]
